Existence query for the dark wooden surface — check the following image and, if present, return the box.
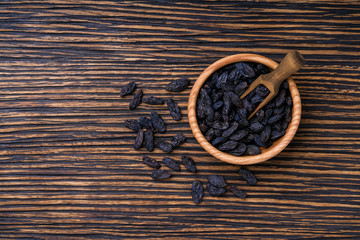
[1,1,360,239]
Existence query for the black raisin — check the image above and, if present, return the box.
[255,84,270,97]
[144,130,154,152]
[235,62,256,78]
[250,95,264,105]
[244,133,255,143]
[171,134,186,148]
[129,89,143,110]
[157,140,173,153]
[260,125,271,143]
[212,121,229,130]
[274,105,285,115]
[229,185,247,199]
[134,129,144,150]
[196,95,206,119]
[214,129,222,137]
[211,137,226,146]
[229,143,246,156]
[150,111,166,133]
[230,130,248,141]
[226,91,243,108]
[199,123,208,133]
[222,122,239,138]
[236,108,247,119]
[235,82,248,95]
[213,101,224,110]
[120,81,136,97]
[207,183,226,197]
[262,108,273,125]
[216,71,228,88]
[192,179,204,204]
[182,155,197,173]
[218,140,238,151]
[228,68,242,81]
[255,109,265,122]
[248,121,264,133]
[142,155,161,169]
[208,175,227,187]
[165,78,190,92]
[211,91,223,103]
[281,121,288,132]
[139,117,154,132]
[275,89,286,107]
[254,134,266,147]
[270,129,286,141]
[162,157,181,171]
[245,145,261,155]
[222,82,236,92]
[238,167,257,185]
[205,128,215,142]
[143,96,164,105]
[285,106,292,123]
[229,109,236,122]
[167,98,182,121]
[222,92,231,118]
[268,114,284,125]
[124,119,141,131]
[273,122,282,131]
[151,169,171,179]
[243,98,253,113]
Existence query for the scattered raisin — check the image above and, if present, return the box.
[181,155,197,173]
[142,155,161,169]
[144,130,154,152]
[207,183,226,197]
[120,81,136,97]
[229,185,247,199]
[192,179,204,204]
[171,134,186,148]
[238,167,257,185]
[139,117,154,132]
[165,78,190,92]
[208,175,227,188]
[162,157,181,171]
[134,129,144,150]
[143,96,164,105]
[150,111,166,133]
[167,98,182,121]
[157,140,173,153]
[129,89,143,110]
[124,119,141,131]
[151,169,171,179]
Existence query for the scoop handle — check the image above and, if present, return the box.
[264,51,304,91]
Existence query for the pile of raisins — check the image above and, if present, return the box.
[121,75,260,204]
[122,79,188,153]
[197,62,293,156]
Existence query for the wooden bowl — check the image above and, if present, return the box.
[188,53,301,165]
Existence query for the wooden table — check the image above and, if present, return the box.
[1,1,359,239]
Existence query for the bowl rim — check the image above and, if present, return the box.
[187,53,302,165]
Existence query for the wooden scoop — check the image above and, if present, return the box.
[240,51,304,119]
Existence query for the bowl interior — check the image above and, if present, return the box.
[187,54,301,165]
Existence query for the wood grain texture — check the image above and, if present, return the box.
[0,0,360,239]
